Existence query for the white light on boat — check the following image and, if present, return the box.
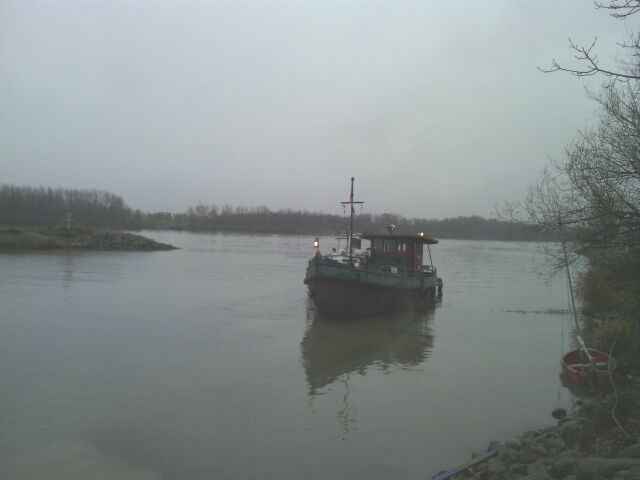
[313,238,319,248]
[418,232,424,237]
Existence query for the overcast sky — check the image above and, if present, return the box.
[1,1,638,219]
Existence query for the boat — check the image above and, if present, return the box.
[561,347,614,388]
[303,178,443,318]
[559,240,615,388]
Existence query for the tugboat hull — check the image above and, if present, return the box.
[305,257,439,318]
[309,277,436,318]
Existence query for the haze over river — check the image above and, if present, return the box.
[1,232,575,479]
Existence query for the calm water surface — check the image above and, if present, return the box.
[0,232,574,479]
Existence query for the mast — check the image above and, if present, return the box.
[341,177,364,266]
[562,240,594,363]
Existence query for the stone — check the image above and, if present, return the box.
[557,420,587,442]
[546,436,567,451]
[553,408,568,419]
[520,447,543,464]
[619,444,640,459]
[507,463,528,476]
[575,471,606,480]
[592,440,619,459]
[532,444,551,457]
[505,440,522,450]
[575,458,640,478]
[488,457,508,475]
[520,430,539,445]
[557,449,583,460]
[527,461,550,476]
[498,446,520,463]
[550,457,577,478]
[488,440,502,451]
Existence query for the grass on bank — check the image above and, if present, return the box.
[0,227,69,249]
[0,227,176,251]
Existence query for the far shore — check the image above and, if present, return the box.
[0,227,177,251]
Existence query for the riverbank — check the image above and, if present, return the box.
[0,227,177,251]
[441,372,640,479]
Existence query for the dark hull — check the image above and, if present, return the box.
[304,255,440,319]
[308,276,436,318]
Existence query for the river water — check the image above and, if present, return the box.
[0,232,575,479]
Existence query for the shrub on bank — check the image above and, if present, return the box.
[577,266,630,317]
[583,317,635,356]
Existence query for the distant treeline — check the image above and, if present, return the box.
[0,185,139,228]
[0,184,551,241]
[170,204,551,241]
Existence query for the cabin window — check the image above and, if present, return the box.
[397,241,406,253]
[383,240,396,252]
[372,239,381,252]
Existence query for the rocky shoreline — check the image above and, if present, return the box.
[0,228,177,251]
[446,379,640,480]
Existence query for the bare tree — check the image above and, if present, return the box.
[595,0,640,19]
[540,1,640,85]
[512,81,640,252]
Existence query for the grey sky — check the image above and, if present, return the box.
[1,1,638,218]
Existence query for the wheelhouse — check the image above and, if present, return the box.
[361,233,438,274]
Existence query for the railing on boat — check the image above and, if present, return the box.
[325,256,436,277]
[372,264,437,277]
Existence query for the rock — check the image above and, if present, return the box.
[592,439,620,459]
[527,461,550,476]
[488,440,502,451]
[520,430,539,446]
[557,448,583,460]
[505,440,522,450]
[488,457,508,475]
[520,448,542,464]
[575,458,640,478]
[575,474,607,480]
[546,436,567,451]
[618,444,640,459]
[532,444,551,457]
[557,419,588,442]
[614,470,632,479]
[553,408,568,419]
[507,463,528,476]
[550,457,577,478]
[497,445,520,463]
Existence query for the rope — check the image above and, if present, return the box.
[608,338,629,436]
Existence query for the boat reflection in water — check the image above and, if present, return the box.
[300,300,437,437]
